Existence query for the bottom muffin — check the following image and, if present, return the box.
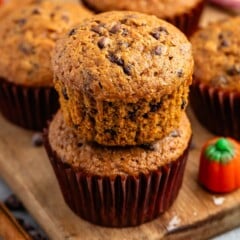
[44,111,192,227]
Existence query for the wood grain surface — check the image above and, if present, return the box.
[0,4,238,240]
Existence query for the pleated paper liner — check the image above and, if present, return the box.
[190,81,240,139]
[43,128,191,227]
[0,77,59,131]
[165,0,205,36]
[81,0,205,37]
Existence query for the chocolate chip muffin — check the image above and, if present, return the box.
[0,1,92,130]
[44,110,192,226]
[53,11,193,146]
[190,17,240,139]
[82,0,205,36]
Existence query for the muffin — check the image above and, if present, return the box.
[190,17,240,139]
[44,110,192,227]
[53,11,193,146]
[81,0,205,36]
[0,1,92,130]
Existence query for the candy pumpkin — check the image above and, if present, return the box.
[198,137,240,193]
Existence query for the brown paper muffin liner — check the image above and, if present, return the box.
[43,128,190,227]
[0,77,59,130]
[81,0,205,36]
[166,0,205,36]
[190,81,240,139]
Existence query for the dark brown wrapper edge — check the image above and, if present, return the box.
[0,77,59,131]
[166,0,205,37]
[190,81,240,139]
[43,128,191,227]
[81,0,205,37]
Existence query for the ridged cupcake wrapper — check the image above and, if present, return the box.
[81,0,205,37]
[166,0,205,36]
[0,77,59,131]
[190,82,240,139]
[43,129,190,227]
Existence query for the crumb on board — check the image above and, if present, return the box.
[212,196,225,206]
[167,215,181,231]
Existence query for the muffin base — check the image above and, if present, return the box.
[0,77,59,130]
[190,81,240,139]
[81,0,205,36]
[43,128,191,227]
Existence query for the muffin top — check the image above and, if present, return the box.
[191,17,240,92]
[83,0,202,19]
[0,1,92,87]
[53,11,193,102]
[48,111,192,176]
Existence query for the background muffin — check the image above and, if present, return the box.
[81,0,205,36]
[0,1,92,130]
[44,110,192,227]
[190,17,240,139]
[53,11,193,146]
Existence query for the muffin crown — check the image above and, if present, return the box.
[83,0,202,19]
[191,17,240,92]
[53,11,193,101]
[0,1,92,86]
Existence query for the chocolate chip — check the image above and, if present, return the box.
[150,31,160,40]
[177,69,183,78]
[104,129,117,137]
[4,194,24,210]
[62,87,69,100]
[15,18,27,26]
[219,39,230,48]
[68,28,76,36]
[181,99,187,110]
[159,26,169,34]
[91,24,104,35]
[140,143,155,151]
[128,111,136,121]
[18,43,35,55]
[123,64,131,75]
[108,53,124,66]
[226,65,240,76]
[32,8,41,15]
[149,101,162,112]
[32,133,43,147]
[143,113,148,118]
[170,130,181,137]
[110,23,121,34]
[154,46,162,55]
[98,82,103,89]
[97,37,110,49]
[169,56,173,60]
[61,14,69,23]
[77,142,83,147]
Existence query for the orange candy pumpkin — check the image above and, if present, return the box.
[198,137,240,193]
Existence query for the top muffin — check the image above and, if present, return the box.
[0,1,92,87]
[53,11,193,146]
[83,0,202,19]
[191,17,240,92]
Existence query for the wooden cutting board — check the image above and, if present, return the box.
[0,4,238,240]
[0,203,31,240]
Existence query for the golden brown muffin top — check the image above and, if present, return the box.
[48,111,192,176]
[0,1,92,87]
[191,17,240,92]
[83,0,202,19]
[53,11,193,101]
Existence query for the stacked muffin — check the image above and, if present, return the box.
[44,11,193,227]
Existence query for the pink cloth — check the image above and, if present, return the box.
[210,0,240,9]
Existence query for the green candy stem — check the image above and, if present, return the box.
[205,138,235,164]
